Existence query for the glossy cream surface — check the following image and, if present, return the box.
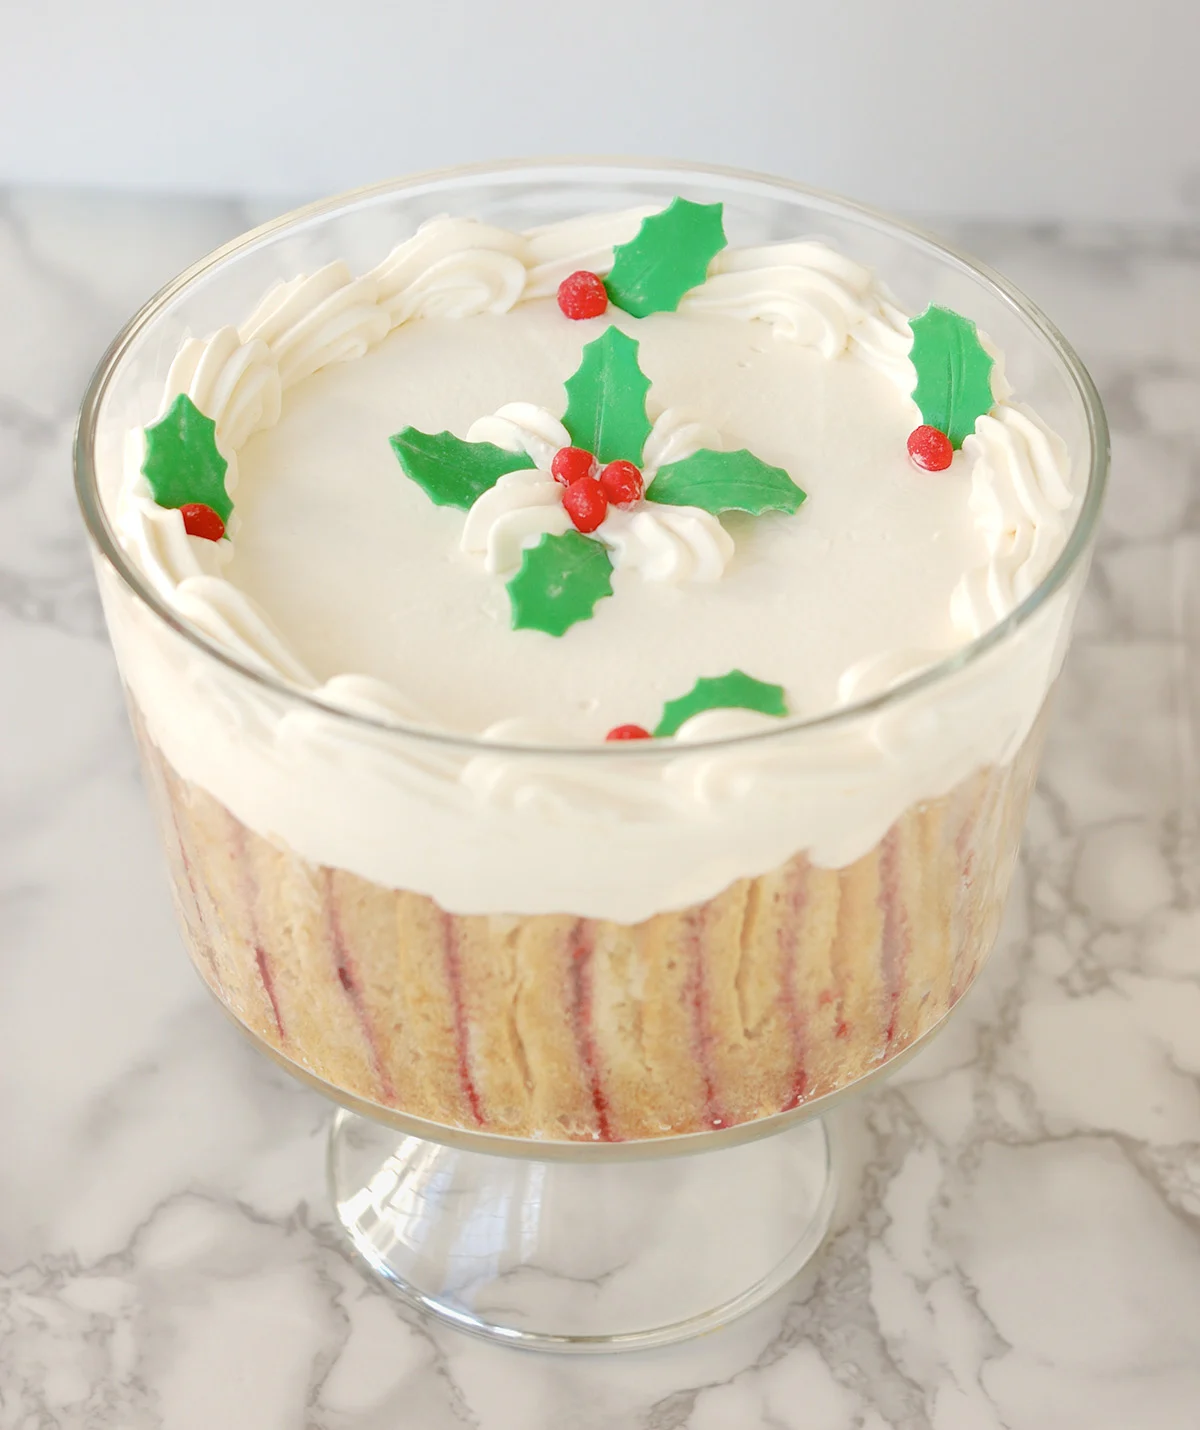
[227,302,980,735]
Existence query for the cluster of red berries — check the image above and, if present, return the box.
[906,424,953,472]
[551,445,644,534]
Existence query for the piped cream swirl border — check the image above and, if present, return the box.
[117,210,922,703]
[116,208,1069,717]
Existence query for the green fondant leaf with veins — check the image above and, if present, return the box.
[561,327,653,465]
[654,670,789,738]
[141,393,232,522]
[645,448,806,515]
[908,305,996,449]
[507,531,614,637]
[605,198,728,317]
[390,427,536,510]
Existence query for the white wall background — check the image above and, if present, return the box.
[2,0,1197,220]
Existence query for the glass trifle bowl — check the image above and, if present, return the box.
[75,160,1107,1351]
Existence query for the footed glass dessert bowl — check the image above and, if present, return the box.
[76,160,1107,1351]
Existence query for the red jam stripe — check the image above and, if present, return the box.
[682,907,729,1130]
[229,816,286,1043]
[566,920,613,1141]
[322,872,395,1102]
[878,825,911,1049]
[441,913,484,1125]
[254,945,286,1041]
[777,859,810,1112]
[166,802,218,978]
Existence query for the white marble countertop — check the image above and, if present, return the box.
[2,189,1199,1429]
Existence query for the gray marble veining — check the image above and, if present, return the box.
[1,189,1199,1429]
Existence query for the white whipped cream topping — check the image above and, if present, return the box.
[679,242,915,393]
[165,327,281,455]
[522,208,654,299]
[460,469,572,573]
[950,403,1074,637]
[100,208,1086,920]
[239,262,389,389]
[119,211,969,691]
[370,218,530,323]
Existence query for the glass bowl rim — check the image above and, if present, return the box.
[74,155,1110,760]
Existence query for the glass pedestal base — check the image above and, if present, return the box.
[328,1109,837,1352]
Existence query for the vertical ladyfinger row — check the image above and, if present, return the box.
[134,710,1041,1142]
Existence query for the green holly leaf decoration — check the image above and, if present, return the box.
[908,305,996,449]
[645,449,806,516]
[390,427,536,510]
[141,393,232,523]
[605,198,727,317]
[561,327,653,465]
[654,670,789,737]
[507,531,614,636]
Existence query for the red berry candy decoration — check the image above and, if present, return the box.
[562,477,608,533]
[557,270,608,321]
[606,724,652,741]
[599,459,643,508]
[550,445,598,486]
[907,425,954,472]
[179,502,226,541]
